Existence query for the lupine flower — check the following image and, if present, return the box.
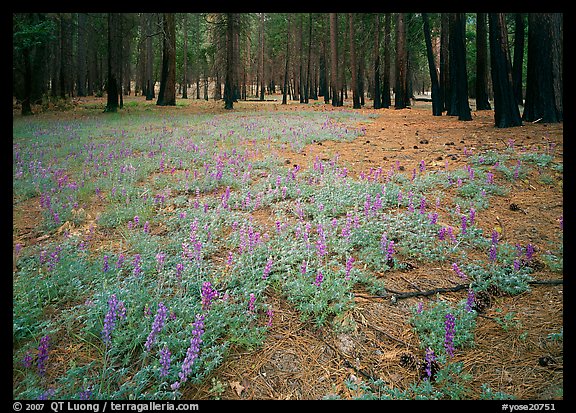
[461,215,467,235]
[419,159,426,173]
[78,386,93,400]
[385,240,395,262]
[262,257,273,280]
[248,293,256,313]
[345,256,355,281]
[489,245,497,262]
[491,230,499,245]
[145,302,168,351]
[201,282,218,311]
[469,208,476,225]
[314,270,324,287]
[37,335,50,376]
[23,351,33,368]
[175,262,184,281]
[101,294,125,346]
[266,308,274,327]
[172,314,205,390]
[159,345,171,377]
[438,227,447,241]
[451,263,467,280]
[132,254,142,277]
[156,252,166,272]
[486,172,494,184]
[419,197,426,214]
[144,221,150,234]
[300,260,307,275]
[526,244,534,261]
[444,313,456,358]
[424,347,436,380]
[103,255,109,272]
[417,301,424,314]
[116,254,125,269]
[465,289,475,312]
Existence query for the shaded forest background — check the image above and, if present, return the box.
[13,13,562,126]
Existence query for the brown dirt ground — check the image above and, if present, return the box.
[13,95,564,400]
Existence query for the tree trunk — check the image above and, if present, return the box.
[439,13,449,112]
[523,13,562,123]
[145,14,155,100]
[381,13,391,108]
[512,13,525,106]
[488,13,522,128]
[104,13,119,112]
[282,14,291,105]
[224,13,237,109]
[157,13,176,106]
[182,13,188,99]
[373,14,381,109]
[329,13,341,107]
[447,13,472,120]
[394,13,408,109]
[348,13,360,109]
[422,13,442,116]
[259,13,265,101]
[475,13,491,110]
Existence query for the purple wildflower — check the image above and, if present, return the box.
[101,294,125,346]
[23,351,33,368]
[175,262,184,281]
[173,314,205,389]
[78,386,93,400]
[451,263,467,280]
[103,255,109,272]
[132,254,142,277]
[491,230,499,245]
[526,244,534,261]
[417,301,424,314]
[438,227,447,241]
[424,347,436,380]
[266,308,274,327]
[465,289,475,312]
[144,221,150,234]
[159,345,171,377]
[145,302,168,351]
[116,254,125,269]
[486,172,494,184]
[300,260,307,275]
[345,256,355,281]
[444,313,456,358]
[461,215,467,235]
[489,245,497,262]
[314,270,324,287]
[248,293,256,313]
[37,335,50,376]
[201,282,218,311]
[386,240,395,262]
[262,257,273,280]
[419,197,426,214]
[469,208,476,225]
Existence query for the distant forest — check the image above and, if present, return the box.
[13,13,562,126]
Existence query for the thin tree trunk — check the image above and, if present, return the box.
[282,15,291,105]
[348,13,360,109]
[182,13,188,99]
[422,13,442,116]
[381,13,391,108]
[224,13,236,109]
[329,13,341,107]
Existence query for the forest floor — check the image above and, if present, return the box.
[13,94,564,400]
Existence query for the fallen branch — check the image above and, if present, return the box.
[357,279,563,301]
